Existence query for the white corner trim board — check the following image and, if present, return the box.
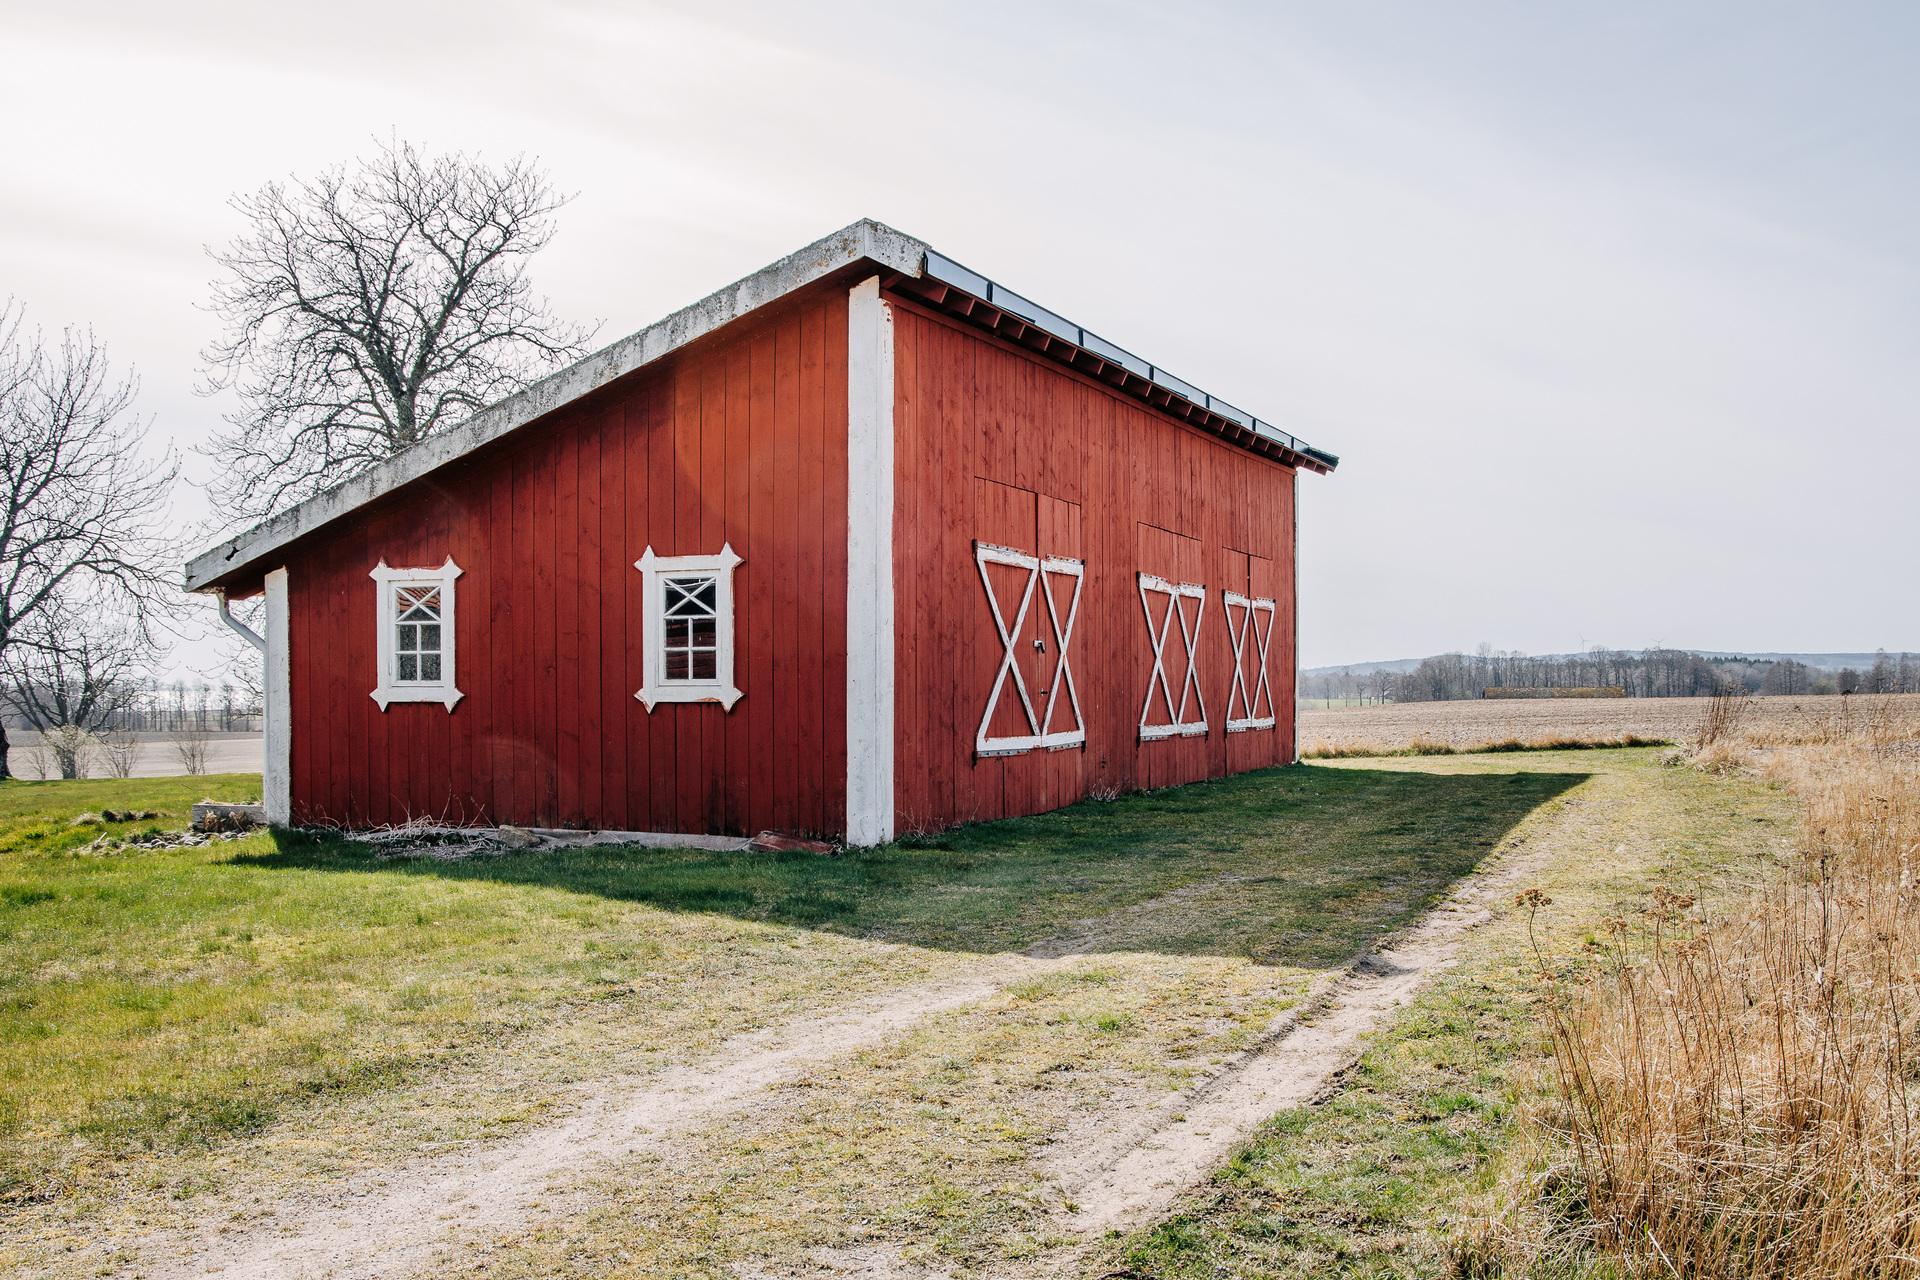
[263,568,291,826]
[635,543,743,711]
[845,276,897,847]
[370,557,465,711]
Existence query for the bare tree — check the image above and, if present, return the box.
[0,302,178,780]
[2,599,154,779]
[200,139,598,520]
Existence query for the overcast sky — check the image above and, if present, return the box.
[4,0,1915,671]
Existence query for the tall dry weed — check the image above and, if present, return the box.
[1535,736,1920,1277]
[1693,687,1748,752]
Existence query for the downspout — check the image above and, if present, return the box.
[216,590,267,652]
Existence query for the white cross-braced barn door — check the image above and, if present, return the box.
[975,541,1086,756]
[1223,591,1277,731]
[1138,573,1208,740]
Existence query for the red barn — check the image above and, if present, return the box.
[186,221,1338,844]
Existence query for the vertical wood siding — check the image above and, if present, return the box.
[891,297,1298,830]
[282,289,850,835]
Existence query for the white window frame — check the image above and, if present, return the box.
[1138,572,1208,741]
[635,543,743,711]
[1224,591,1278,732]
[974,541,1085,757]
[370,557,464,711]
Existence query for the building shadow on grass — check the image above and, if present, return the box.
[235,763,1587,968]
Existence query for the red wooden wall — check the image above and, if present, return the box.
[890,296,1298,832]
[279,287,850,835]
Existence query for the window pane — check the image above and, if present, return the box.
[398,623,417,652]
[691,617,717,646]
[664,649,689,681]
[666,618,690,646]
[398,654,419,681]
[665,576,716,617]
[421,654,441,682]
[419,624,441,652]
[397,586,440,621]
[691,650,717,681]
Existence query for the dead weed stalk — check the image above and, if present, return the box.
[1532,733,1920,1277]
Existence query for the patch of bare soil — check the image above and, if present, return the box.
[119,961,1041,1280]
[735,1242,952,1280]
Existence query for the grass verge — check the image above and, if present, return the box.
[1101,748,1796,1279]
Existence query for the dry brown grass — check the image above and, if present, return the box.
[1303,692,1920,757]
[1528,713,1920,1277]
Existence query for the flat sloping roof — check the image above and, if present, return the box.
[186,218,1335,593]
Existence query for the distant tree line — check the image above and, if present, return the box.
[3,678,260,736]
[3,675,261,779]
[1303,648,1920,705]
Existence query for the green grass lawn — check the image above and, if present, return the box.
[1,748,1795,1280]
[0,760,1578,1228]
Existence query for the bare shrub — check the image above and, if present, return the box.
[1535,739,1920,1277]
[96,728,140,779]
[172,724,210,776]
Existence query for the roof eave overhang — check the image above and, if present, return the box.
[890,250,1338,476]
[184,219,930,594]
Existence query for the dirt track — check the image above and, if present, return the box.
[117,804,1569,1280]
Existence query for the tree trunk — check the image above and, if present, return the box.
[0,719,10,782]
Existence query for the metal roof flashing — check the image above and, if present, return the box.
[912,249,1337,474]
[184,220,1335,593]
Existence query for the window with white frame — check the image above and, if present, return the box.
[635,543,742,710]
[370,558,464,710]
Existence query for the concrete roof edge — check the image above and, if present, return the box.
[184,218,928,593]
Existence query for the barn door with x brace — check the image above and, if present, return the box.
[975,542,1085,755]
[1223,591,1277,731]
[1137,572,1208,740]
